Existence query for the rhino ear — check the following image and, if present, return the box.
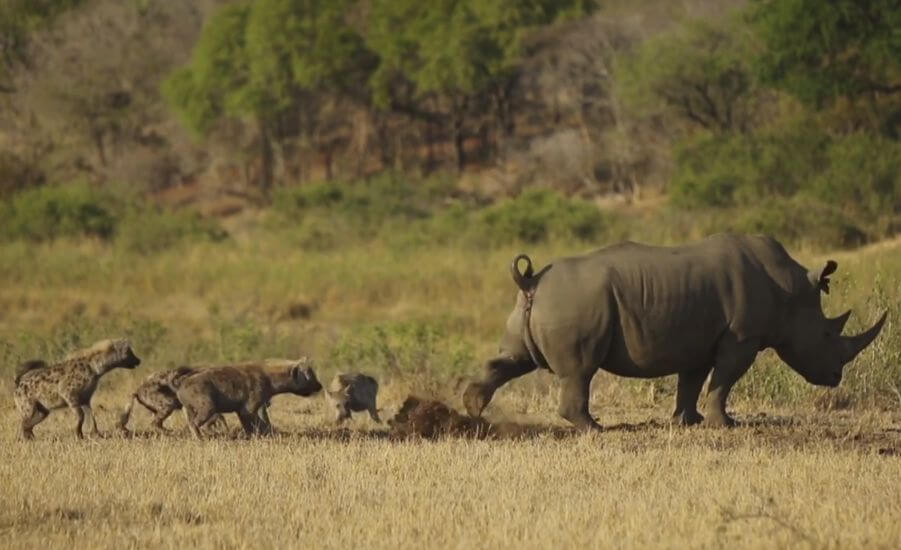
[809,260,837,294]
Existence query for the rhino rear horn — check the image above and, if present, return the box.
[827,310,852,334]
[842,312,888,364]
[809,260,838,294]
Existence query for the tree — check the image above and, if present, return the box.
[163,0,372,192]
[3,0,216,189]
[749,0,901,108]
[0,0,83,94]
[618,17,758,135]
[367,0,595,171]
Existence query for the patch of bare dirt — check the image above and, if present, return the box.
[388,396,575,440]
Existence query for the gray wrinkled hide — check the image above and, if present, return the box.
[464,233,887,430]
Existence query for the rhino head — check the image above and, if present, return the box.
[774,260,887,387]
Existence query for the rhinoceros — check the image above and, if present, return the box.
[462,233,887,430]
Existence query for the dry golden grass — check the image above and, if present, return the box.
[2,383,901,549]
[1,226,899,548]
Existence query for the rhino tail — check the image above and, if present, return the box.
[511,254,535,292]
[510,255,551,370]
[14,359,48,386]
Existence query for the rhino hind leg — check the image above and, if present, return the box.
[463,356,536,417]
[558,372,602,432]
[672,367,711,426]
[703,337,759,428]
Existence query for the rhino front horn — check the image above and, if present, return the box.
[842,312,888,364]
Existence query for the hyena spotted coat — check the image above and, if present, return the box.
[117,366,229,434]
[172,358,321,439]
[14,339,141,439]
[326,372,381,423]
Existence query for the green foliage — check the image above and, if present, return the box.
[270,176,606,249]
[670,130,826,208]
[245,0,370,96]
[0,183,119,241]
[749,0,901,108]
[163,0,370,136]
[367,0,595,106]
[617,16,756,133]
[115,208,228,256]
[670,128,901,245]
[0,0,85,86]
[0,183,227,252]
[161,3,253,135]
[476,187,606,245]
[732,197,867,249]
[809,134,901,222]
[330,319,475,378]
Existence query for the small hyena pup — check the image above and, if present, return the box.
[172,358,321,439]
[117,366,230,434]
[326,372,381,424]
[13,339,141,439]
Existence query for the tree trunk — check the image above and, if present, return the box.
[258,119,274,197]
[452,115,465,172]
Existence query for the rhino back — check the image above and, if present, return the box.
[529,234,798,377]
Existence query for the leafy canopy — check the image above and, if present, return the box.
[749,0,901,107]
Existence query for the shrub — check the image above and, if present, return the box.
[474,187,606,246]
[270,173,460,246]
[731,196,868,249]
[670,130,827,208]
[0,182,119,242]
[329,319,474,378]
[810,134,901,223]
[115,208,228,255]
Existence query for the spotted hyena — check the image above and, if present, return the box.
[13,339,141,439]
[117,366,231,434]
[173,358,321,439]
[326,372,381,424]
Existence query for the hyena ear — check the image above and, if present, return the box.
[290,366,301,381]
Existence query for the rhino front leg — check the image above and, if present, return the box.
[463,356,536,417]
[672,367,711,426]
[703,337,759,428]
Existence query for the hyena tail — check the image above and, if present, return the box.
[14,359,48,386]
[164,365,197,391]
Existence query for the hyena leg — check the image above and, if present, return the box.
[207,414,228,433]
[81,405,100,436]
[182,405,211,440]
[72,405,86,439]
[238,406,269,436]
[151,408,176,432]
[236,408,258,435]
[19,402,49,440]
[368,406,382,423]
[258,405,271,427]
[334,406,350,424]
[117,397,137,432]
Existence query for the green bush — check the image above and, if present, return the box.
[670,128,900,245]
[0,183,119,242]
[474,187,607,246]
[726,196,866,248]
[329,319,474,378]
[115,208,228,255]
[670,130,827,208]
[810,134,901,222]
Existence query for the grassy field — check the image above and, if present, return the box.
[1,221,899,548]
